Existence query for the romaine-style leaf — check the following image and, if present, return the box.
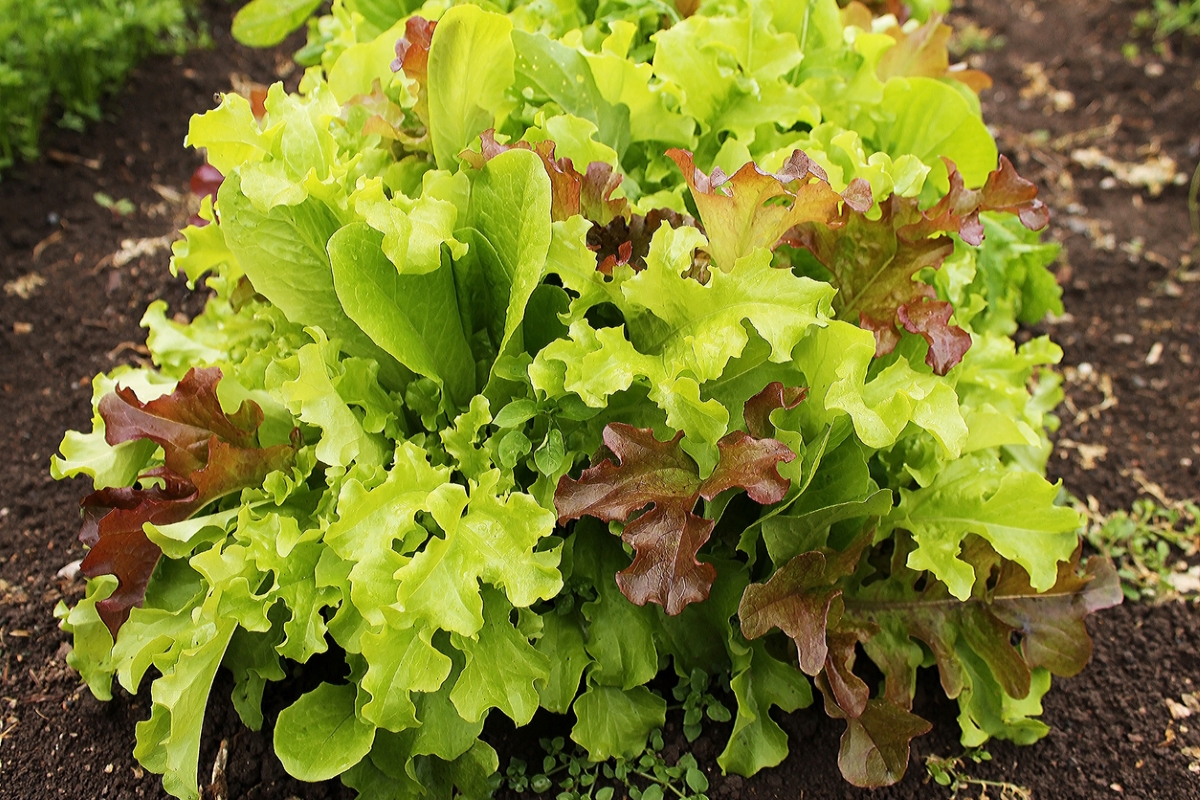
[328,222,476,407]
[426,5,515,170]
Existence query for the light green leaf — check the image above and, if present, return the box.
[449,589,550,725]
[328,221,476,406]
[463,148,553,365]
[795,321,967,456]
[874,77,998,192]
[535,612,590,714]
[218,174,406,389]
[232,0,322,47]
[890,454,1082,600]
[624,234,835,383]
[327,21,404,104]
[274,681,377,782]
[353,177,467,276]
[133,615,236,800]
[277,335,389,468]
[717,639,812,776]
[361,616,452,732]
[325,442,452,627]
[571,684,666,762]
[56,577,117,701]
[395,471,561,636]
[427,5,515,169]
[185,93,277,174]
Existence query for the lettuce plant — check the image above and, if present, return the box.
[52,2,1121,799]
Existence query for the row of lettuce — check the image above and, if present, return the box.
[52,2,1119,799]
[0,0,197,173]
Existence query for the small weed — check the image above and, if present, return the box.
[94,191,136,216]
[505,731,710,800]
[949,22,1006,58]
[925,748,1031,800]
[1134,0,1200,40]
[1082,497,1200,600]
[671,670,731,743]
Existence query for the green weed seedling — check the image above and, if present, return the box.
[671,671,731,744]
[93,191,136,216]
[1084,497,1200,600]
[505,732,710,800]
[1134,0,1200,41]
[925,748,1031,800]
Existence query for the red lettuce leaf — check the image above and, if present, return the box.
[784,156,1048,374]
[895,297,973,376]
[738,530,1118,787]
[589,208,692,276]
[189,163,223,201]
[461,130,631,224]
[79,368,298,638]
[617,506,718,616]
[739,551,838,675]
[666,148,862,272]
[556,421,794,614]
[743,382,808,440]
[391,16,436,128]
[830,696,933,788]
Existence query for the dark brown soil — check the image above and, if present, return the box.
[0,0,1197,799]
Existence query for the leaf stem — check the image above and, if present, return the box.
[633,771,689,800]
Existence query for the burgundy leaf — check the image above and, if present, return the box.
[391,17,437,127]
[555,425,701,525]
[462,131,632,224]
[784,156,1050,373]
[841,178,874,214]
[189,163,223,201]
[743,382,807,439]
[739,551,838,675]
[100,367,261,476]
[835,699,933,788]
[820,631,871,719]
[588,208,692,275]
[79,368,298,638]
[579,162,629,226]
[700,431,795,505]
[556,421,795,614]
[990,552,1123,677]
[616,506,718,615]
[896,297,972,376]
[597,241,633,277]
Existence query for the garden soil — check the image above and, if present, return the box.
[0,0,1197,798]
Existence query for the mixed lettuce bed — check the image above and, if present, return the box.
[52,2,1121,798]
